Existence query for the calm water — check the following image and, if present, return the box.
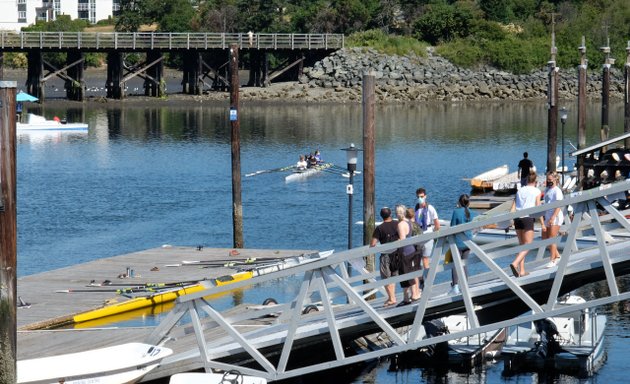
[17,100,630,383]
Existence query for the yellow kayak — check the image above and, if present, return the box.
[72,283,210,324]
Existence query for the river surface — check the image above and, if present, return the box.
[16,100,630,383]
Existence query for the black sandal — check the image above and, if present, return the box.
[510,264,520,278]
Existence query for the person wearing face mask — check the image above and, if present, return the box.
[415,187,440,289]
[542,171,564,268]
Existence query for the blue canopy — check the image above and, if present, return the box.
[16,91,38,102]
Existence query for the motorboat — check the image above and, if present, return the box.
[17,113,88,132]
[18,342,172,384]
[444,314,506,368]
[502,294,607,377]
[470,165,509,191]
[395,316,506,370]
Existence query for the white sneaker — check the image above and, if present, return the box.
[448,284,461,295]
[545,259,560,268]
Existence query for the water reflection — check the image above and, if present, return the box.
[16,99,630,383]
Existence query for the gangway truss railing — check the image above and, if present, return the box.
[147,179,630,381]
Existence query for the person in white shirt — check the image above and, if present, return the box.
[542,171,564,268]
[510,172,543,277]
[296,155,307,170]
[415,187,440,289]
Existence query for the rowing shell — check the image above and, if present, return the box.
[69,250,334,325]
[72,282,212,324]
[285,163,333,182]
[215,249,334,285]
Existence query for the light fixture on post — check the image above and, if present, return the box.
[341,143,362,252]
[560,107,568,186]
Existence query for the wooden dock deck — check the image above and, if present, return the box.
[16,246,313,362]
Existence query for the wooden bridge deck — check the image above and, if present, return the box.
[0,32,344,52]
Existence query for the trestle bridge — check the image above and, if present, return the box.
[0,32,344,101]
[141,179,630,381]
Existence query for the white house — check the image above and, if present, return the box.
[0,0,119,32]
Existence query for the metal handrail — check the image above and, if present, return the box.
[0,32,344,50]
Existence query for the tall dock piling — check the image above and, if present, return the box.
[0,81,17,384]
[362,73,375,274]
[577,37,588,186]
[229,44,243,249]
[546,21,559,173]
[624,41,630,149]
[601,37,613,150]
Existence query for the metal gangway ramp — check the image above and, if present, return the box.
[146,180,630,381]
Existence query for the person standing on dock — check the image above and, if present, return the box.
[510,172,543,277]
[395,205,421,306]
[370,207,400,307]
[415,188,440,289]
[449,194,476,295]
[518,152,534,187]
[542,171,564,268]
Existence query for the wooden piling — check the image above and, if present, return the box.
[26,50,43,101]
[624,41,630,149]
[601,38,612,148]
[577,37,588,187]
[106,52,123,99]
[0,81,17,384]
[546,24,558,173]
[230,44,243,249]
[362,73,375,273]
[66,50,85,101]
[145,50,164,97]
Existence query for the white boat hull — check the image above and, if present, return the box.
[285,163,332,182]
[502,295,606,376]
[18,343,172,384]
[470,165,509,190]
[17,113,88,133]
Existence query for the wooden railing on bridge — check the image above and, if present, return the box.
[0,32,344,51]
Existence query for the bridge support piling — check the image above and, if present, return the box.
[145,50,164,97]
[66,50,85,101]
[26,50,44,100]
[106,52,124,99]
[248,51,269,87]
[182,51,201,95]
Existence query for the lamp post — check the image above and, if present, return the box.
[560,107,568,186]
[341,144,361,251]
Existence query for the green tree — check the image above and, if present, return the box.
[193,0,239,32]
[478,0,510,22]
[237,0,285,32]
[115,0,149,32]
[154,0,195,32]
[413,3,473,44]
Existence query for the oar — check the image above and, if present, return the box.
[245,165,294,177]
[87,279,204,287]
[56,286,171,294]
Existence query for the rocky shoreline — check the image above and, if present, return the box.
[194,47,627,104]
[5,47,627,104]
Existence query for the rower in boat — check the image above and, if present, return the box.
[296,155,307,170]
[314,149,322,163]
